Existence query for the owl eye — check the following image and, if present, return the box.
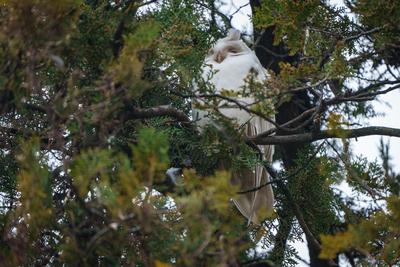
[227,46,240,54]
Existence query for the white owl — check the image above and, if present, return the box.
[193,29,275,224]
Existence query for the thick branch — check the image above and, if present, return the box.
[250,126,400,145]
[128,106,190,123]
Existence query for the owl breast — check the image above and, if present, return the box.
[198,52,267,126]
[203,52,266,91]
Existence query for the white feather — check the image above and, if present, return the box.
[193,29,275,224]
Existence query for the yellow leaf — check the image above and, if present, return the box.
[320,229,354,259]
[155,260,172,267]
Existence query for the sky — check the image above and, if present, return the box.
[221,0,400,265]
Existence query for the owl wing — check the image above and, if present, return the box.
[231,117,275,225]
[220,54,275,225]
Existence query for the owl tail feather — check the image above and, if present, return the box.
[231,120,275,225]
[231,163,275,225]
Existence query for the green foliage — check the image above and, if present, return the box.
[353,0,400,67]
[1,130,250,266]
[321,196,400,266]
[132,127,169,184]
[288,145,339,235]
[253,0,320,54]
[0,152,18,205]
[154,0,213,84]
[0,0,399,266]
[16,138,53,234]
[112,21,161,96]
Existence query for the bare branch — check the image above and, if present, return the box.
[250,126,400,145]
[284,77,328,94]
[137,0,158,8]
[344,27,383,42]
[254,83,400,138]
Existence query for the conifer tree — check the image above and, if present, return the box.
[0,1,399,266]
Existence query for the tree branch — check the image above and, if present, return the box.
[250,126,400,145]
[128,106,190,123]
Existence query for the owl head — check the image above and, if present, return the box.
[206,28,252,64]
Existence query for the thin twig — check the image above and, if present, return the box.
[327,141,385,199]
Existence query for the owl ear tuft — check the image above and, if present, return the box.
[226,28,241,41]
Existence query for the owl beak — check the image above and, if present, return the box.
[215,51,226,63]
